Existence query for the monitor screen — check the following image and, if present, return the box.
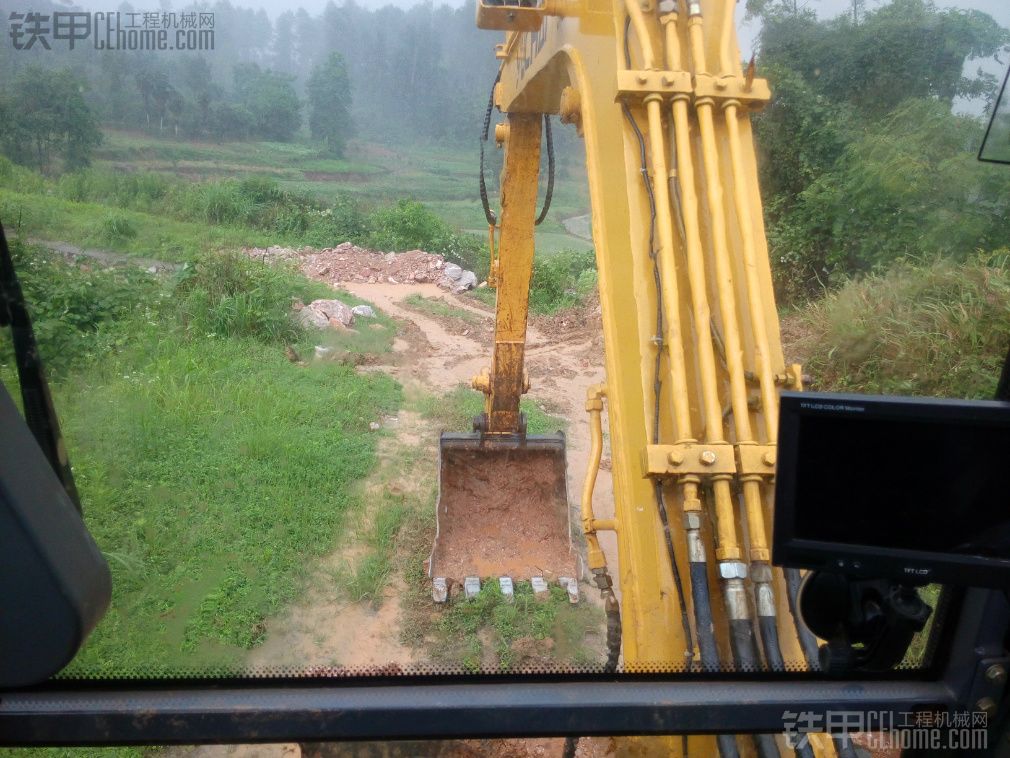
[775,393,1010,586]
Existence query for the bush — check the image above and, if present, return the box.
[173,251,330,342]
[0,240,159,374]
[96,213,138,244]
[790,252,1010,399]
[529,248,596,314]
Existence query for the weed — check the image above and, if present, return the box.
[530,248,597,314]
[415,385,565,434]
[0,242,401,675]
[402,293,480,324]
[431,580,603,672]
[95,213,138,244]
[790,252,1010,399]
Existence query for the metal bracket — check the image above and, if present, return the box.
[643,443,736,476]
[693,73,771,109]
[476,0,577,32]
[644,443,775,478]
[735,444,776,477]
[616,70,692,101]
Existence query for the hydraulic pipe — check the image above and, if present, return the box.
[681,11,786,737]
[643,95,695,444]
[624,0,657,70]
[581,384,613,572]
[580,384,622,674]
[723,103,779,444]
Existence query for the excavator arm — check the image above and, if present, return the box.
[436,5,842,754]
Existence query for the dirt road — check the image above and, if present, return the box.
[341,282,617,597]
[173,281,616,758]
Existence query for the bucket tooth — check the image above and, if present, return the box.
[559,576,580,604]
[464,576,482,599]
[531,576,551,601]
[432,577,448,603]
[499,577,515,601]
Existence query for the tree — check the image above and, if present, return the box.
[232,64,301,142]
[0,67,101,172]
[306,52,354,157]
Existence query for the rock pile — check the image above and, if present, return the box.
[294,298,356,331]
[243,242,479,293]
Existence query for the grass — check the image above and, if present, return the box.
[339,492,413,606]
[1,243,401,676]
[0,188,276,262]
[415,384,566,434]
[94,130,592,255]
[402,293,481,324]
[787,252,1010,398]
[97,130,380,177]
[402,568,604,673]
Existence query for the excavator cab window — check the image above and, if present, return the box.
[5,0,1010,752]
[981,63,1010,164]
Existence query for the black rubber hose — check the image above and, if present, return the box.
[689,561,719,669]
[718,734,742,757]
[832,737,859,758]
[728,618,760,672]
[479,71,501,227]
[758,615,787,672]
[728,619,781,758]
[785,567,821,669]
[534,116,554,226]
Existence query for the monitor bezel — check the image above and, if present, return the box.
[773,391,1010,588]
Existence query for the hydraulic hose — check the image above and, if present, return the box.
[786,567,821,667]
[479,71,501,227]
[688,542,719,667]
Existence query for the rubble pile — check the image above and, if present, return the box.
[243,242,479,293]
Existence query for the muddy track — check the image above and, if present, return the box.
[342,282,617,595]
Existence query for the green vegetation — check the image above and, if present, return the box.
[307,52,354,157]
[752,0,1010,302]
[788,252,1010,398]
[1,241,400,674]
[406,576,603,672]
[0,185,278,261]
[530,248,598,314]
[232,64,302,142]
[0,161,489,277]
[417,384,566,434]
[0,67,101,172]
[403,293,481,323]
[92,131,591,255]
[339,500,411,606]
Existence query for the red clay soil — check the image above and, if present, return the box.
[431,444,576,581]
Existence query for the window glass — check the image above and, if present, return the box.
[1,0,1006,690]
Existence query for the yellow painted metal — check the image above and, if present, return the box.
[581,384,611,572]
[473,112,542,434]
[477,0,831,752]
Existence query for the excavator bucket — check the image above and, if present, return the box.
[429,432,576,598]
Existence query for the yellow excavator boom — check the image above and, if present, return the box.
[455,0,837,753]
